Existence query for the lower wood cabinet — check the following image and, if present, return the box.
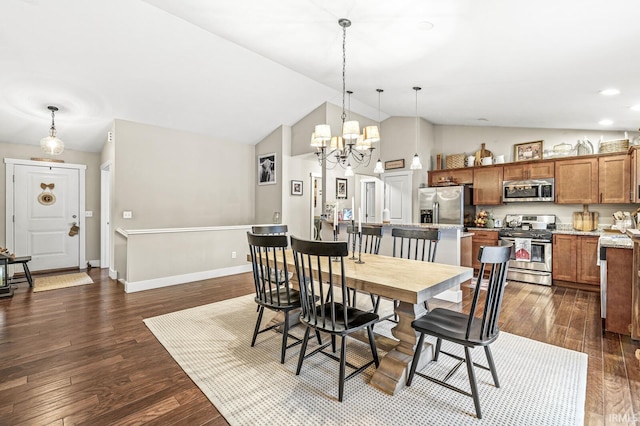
[605,247,633,335]
[471,229,499,272]
[552,234,599,286]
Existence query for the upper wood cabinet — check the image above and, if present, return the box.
[428,168,473,186]
[631,147,640,203]
[503,160,555,180]
[555,157,598,204]
[472,166,503,205]
[598,154,630,204]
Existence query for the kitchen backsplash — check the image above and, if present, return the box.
[476,203,639,228]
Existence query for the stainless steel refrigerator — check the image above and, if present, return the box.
[418,185,474,226]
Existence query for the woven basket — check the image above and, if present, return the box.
[599,139,629,153]
[446,153,466,169]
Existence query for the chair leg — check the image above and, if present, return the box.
[370,294,378,312]
[251,306,265,347]
[23,263,33,287]
[484,345,500,388]
[315,330,323,345]
[465,346,482,419]
[280,312,290,364]
[434,338,442,361]
[366,326,379,367]
[296,327,311,375]
[338,335,347,402]
[393,300,399,321]
[406,332,426,386]
[331,335,336,353]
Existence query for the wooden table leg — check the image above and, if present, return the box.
[370,300,432,395]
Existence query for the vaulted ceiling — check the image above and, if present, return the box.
[2,0,639,153]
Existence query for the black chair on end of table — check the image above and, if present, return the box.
[247,232,302,364]
[387,228,441,320]
[406,245,511,419]
[346,224,383,310]
[290,236,379,402]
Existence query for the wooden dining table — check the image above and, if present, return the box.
[274,249,474,396]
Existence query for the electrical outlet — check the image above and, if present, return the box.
[231,251,237,259]
[85,211,93,217]
[123,211,132,219]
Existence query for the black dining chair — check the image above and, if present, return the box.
[290,236,380,402]
[387,228,441,319]
[406,245,511,419]
[247,232,302,364]
[346,224,383,310]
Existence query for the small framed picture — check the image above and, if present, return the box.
[385,159,405,170]
[514,140,543,162]
[336,178,347,199]
[258,153,276,185]
[291,180,303,196]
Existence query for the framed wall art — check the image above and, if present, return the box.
[385,159,405,170]
[257,153,276,185]
[336,178,347,199]
[514,140,543,162]
[291,180,303,196]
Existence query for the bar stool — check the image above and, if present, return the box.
[7,256,34,287]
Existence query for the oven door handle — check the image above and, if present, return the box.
[499,237,551,244]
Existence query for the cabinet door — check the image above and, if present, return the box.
[528,161,555,179]
[576,236,600,285]
[503,164,526,181]
[552,234,576,282]
[599,155,630,203]
[472,167,503,205]
[471,231,499,271]
[555,158,598,204]
[631,148,640,203]
[429,168,473,186]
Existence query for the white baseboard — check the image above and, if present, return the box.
[123,264,253,293]
[109,268,118,280]
[87,259,100,268]
[433,288,463,303]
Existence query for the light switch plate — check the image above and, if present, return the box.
[123,211,132,219]
[85,211,93,217]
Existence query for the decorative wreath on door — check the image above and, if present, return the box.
[38,183,56,205]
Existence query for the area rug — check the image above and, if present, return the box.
[33,272,94,292]
[144,294,587,425]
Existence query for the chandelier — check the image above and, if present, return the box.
[40,105,64,155]
[311,18,379,176]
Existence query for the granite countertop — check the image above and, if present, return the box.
[330,221,464,230]
[599,233,633,249]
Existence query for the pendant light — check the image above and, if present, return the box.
[373,89,385,174]
[40,105,64,155]
[410,87,423,170]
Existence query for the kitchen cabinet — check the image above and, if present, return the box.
[605,247,633,335]
[429,168,473,186]
[472,166,503,205]
[503,160,554,180]
[598,154,630,203]
[631,147,640,203]
[471,229,499,272]
[555,158,598,204]
[552,234,599,286]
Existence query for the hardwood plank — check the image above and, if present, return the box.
[1,269,639,424]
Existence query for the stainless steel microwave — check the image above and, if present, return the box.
[502,178,554,202]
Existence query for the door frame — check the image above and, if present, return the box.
[5,158,87,269]
[382,171,413,224]
[100,161,111,269]
[309,172,321,239]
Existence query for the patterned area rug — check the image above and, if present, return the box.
[144,294,587,425]
[33,272,94,292]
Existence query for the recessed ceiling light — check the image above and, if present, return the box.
[600,88,620,96]
[417,21,434,31]
[599,119,614,126]
[631,104,640,112]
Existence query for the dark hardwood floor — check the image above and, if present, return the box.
[0,269,638,425]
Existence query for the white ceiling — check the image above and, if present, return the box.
[2,0,639,153]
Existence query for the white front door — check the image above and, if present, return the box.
[13,164,81,271]
[383,172,412,224]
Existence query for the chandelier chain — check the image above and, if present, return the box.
[341,22,347,123]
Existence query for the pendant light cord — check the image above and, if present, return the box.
[341,20,347,124]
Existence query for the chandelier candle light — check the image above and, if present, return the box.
[40,105,64,155]
[311,18,379,176]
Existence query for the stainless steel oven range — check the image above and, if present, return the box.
[498,214,556,286]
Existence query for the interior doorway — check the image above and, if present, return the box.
[382,171,412,224]
[359,176,384,223]
[309,172,322,239]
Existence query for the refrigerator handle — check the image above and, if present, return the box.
[433,201,439,224]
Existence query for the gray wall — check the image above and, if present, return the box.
[1,141,101,262]
[110,120,255,231]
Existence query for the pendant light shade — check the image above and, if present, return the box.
[410,87,422,170]
[373,89,384,174]
[40,105,64,155]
